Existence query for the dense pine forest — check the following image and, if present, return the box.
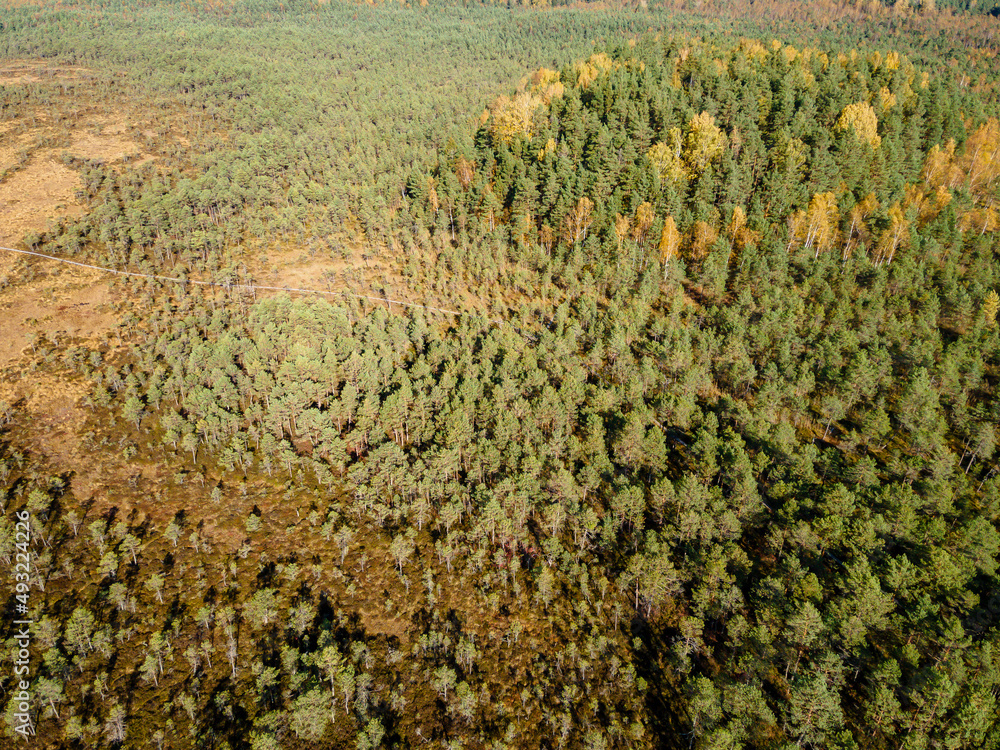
[2,0,1000,748]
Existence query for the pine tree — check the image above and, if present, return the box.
[982,290,999,328]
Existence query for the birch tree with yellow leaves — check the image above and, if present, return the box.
[488,92,541,145]
[874,202,910,266]
[842,193,879,261]
[658,215,681,279]
[685,112,727,175]
[802,192,840,259]
[648,128,686,187]
[564,196,594,245]
[837,102,881,148]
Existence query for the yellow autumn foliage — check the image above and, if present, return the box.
[648,128,686,186]
[685,112,727,174]
[489,91,542,145]
[531,67,560,88]
[726,205,759,251]
[455,156,475,190]
[922,140,962,189]
[530,67,565,105]
[659,215,681,266]
[614,213,631,254]
[902,183,951,226]
[878,87,897,111]
[537,137,557,162]
[575,53,616,89]
[959,207,1000,237]
[633,202,654,245]
[933,185,952,211]
[964,118,1000,192]
[921,120,1000,198]
[874,202,910,266]
[649,113,726,180]
[837,101,881,148]
[842,193,879,260]
[688,221,718,260]
[737,38,769,63]
[563,196,594,244]
[788,192,839,257]
[983,290,1000,328]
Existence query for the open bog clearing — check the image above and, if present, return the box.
[0,261,116,365]
[0,58,152,247]
[0,159,87,246]
[0,114,147,246]
[0,58,94,86]
[0,61,163,371]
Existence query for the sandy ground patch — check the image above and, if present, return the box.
[0,129,37,173]
[257,240,495,321]
[266,255,348,292]
[261,239,403,296]
[0,258,117,366]
[0,158,85,246]
[0,369,157,506]
[0,372,101,495]
[0,59,93,86]
[68,128,142,162]
[0,113,148,247]
[0,258,130,506]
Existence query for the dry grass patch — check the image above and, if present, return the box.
[0,70,156,245]
[0,116,146,246]
[0,129,37,172]
[0,372,102,496]
[0,59,94,86]
[0,257,117,365]
[0,158,86,246]
[67,116,144,162]
[0,109,150,243]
